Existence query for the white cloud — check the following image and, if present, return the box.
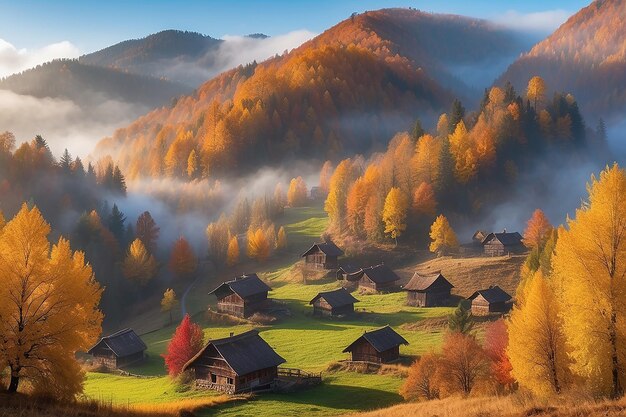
[0,38,80,78]
[491,9,571,33]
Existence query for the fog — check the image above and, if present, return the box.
[0,89,148,158]
[0,38,80,78]
[490,9,571,35]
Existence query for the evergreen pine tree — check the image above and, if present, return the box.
[411,118,424,140]
[108,204,126,242]
[112,165,127,195]
[448,99,465,132]
[59,148,72,173]
[448,301,474,334]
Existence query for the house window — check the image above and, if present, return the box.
[227,377,233,385]
[211,373,217,383]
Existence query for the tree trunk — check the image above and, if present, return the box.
[7,375,19,393]
[610,310,622,398]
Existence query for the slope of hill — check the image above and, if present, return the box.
[95,8,531,180]
[498,0,626,122]
[80,30,223,86]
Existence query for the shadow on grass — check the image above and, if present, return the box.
[201,382,402,416]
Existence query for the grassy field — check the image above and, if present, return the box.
[82,205,518,416]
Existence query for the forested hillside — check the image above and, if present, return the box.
[498,0,626,121]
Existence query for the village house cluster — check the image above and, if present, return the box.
[88,231,518,395]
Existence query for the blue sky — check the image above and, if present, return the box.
[0,0,592,52]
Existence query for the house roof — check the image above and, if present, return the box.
[87,328,147,358]
[209,273,271,299]
[301,241,344,257]
[361,264,400,284]
[309,287,359,308]
[472,230,487,240]
[481,232,523,247]
[403,271,453,291]
[343,325,408,353]
[468,286,512,304]
[183,330,285,376]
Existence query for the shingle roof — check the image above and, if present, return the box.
[87,328,146,358]
[301,241,344,257]
[468,286,512,304]
[361,264,400,284]
[343,325,408,353]
[209,273,271,299]
[403,271,453,291]
[309,287,359,308]
[183,330,285,376]
[481,232,523,246]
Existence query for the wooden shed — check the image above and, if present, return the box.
[343,325,408,364]
[357,264,400,292]
[336,264,362,281]
[183,330,285,394]
[481,231,523,256]
[309,287,359,317]
[468,286,513,315]
[403,271,454,307]
[87,328,146,369]
[301,240,343,269]
[209,273,271,318]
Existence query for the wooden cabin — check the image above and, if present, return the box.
[87,328,146,369]
[183,330,285,394]
[403,271,454,307]
[343,325,408,364]
[481,231,523,256]
[336,264,362,281]
[468,286,513,315]
[301,240,343,269]
[309,287,359,317]
[209,273,271,318]
[357,264,400,292]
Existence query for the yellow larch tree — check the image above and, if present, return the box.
[382,187,409,246]
[324,158,354,231]
[319,160,334,194]
[0,204,103,398]
[161,288,179,325]
[429,214,459,256]
[247,227,271,262]
[507,271,570,397]
[346,177,369,236]
[276,226,287,250]
[287,176,308,207]
[523,209,553,250]
[527,76,546,110]
[0,209,5,231]
[122,238,158,285]
[227,235,240,266]
[187,149,199,179]
[553,164,626,398]
[412,182,437,217]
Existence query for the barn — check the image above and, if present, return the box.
[87,328,146,369]
[403,271,454,307]
[357,264,400,292]
[309,287,359,317]
[183,330,286,394]
[301,240,343,269]
[209,273,271,318]
[481,231,523,256]
[468,285,513,315]
[343,325,408,364]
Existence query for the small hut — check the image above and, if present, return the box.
[209,273,271,318]
[87,328,146,369]
[468,285,513,315]
[357,264,400,292]
[309,288,359,317]
[343,325,408,363]
[336,264,362,281]
[301,240,343,269]
[183,330,285,394]
[403,271,454,307]
[481,231,523,256]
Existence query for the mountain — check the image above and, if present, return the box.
[80,30,223,87]
[95,8,532,180]
[498,0,626,123]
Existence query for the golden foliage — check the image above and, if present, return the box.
[0,204,103,399]
[276,226,287,250]
[169,236,197,279]
[227,235,240,266]
[400,352,441,401]
[527,76,546,109]
[429,214,459,255]
[382,187,409,242]
[123,238,158,284]
[161,288,178,312]
[247,227,271,262]
[287,176,308,207]
[325,159,354,231]
[412,181,437,217]
[522,209,552,249]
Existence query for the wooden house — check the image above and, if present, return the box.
[209,273,271,318]
[468,286,513,315]
[481,231,523,256]
[87,328,146,369]
[357,264,400,292]
[301,240,343,269]
[472,230,487,245]
[183,330,286,394]
[336,264,362,281]
[403,271,454,307]
[309,287,359,317]
[343,325,408,364]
